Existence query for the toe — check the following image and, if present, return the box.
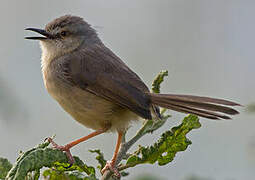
[65,149,75,165]
[47,138,75,165]
[101,161,120,179]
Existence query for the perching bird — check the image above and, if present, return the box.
[25,15,240,178]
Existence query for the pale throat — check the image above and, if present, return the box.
[40,41,61,72]
[40,40,80,72]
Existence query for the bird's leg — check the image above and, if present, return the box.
[47,128,108,165]
[101,131,123,178]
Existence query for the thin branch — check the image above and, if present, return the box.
[101,114,168,180]
[100,124,147,179]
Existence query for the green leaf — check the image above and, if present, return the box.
[5,140,95,180]
[139,112,170,135]
[126,114,201,167]
[34,169,40,180]
[120,171,129,177]
[151,70,168,94]
[148,70,170,133]
[0,157,12,179]
[89,149,130,178]
[42,169,97,180]
[53,158,95,176]
[89,149,107,171]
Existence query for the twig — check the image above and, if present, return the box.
[100,123,146,179]
[101,115,168,180]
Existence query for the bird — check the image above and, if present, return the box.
[25,15,240,178]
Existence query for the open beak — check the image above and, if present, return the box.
[25,28,53,40]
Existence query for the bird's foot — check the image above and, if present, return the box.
[101,160,120,179]
[47,137,75,167]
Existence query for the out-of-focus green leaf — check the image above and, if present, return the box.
[151,70,168,94]
[0,157,12,179]
[126,114,201,167]
[185,174,213,180]
[247,103,255,113]
[120,171,129,177]
[134,174,162,180]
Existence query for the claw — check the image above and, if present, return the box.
[101,160,120,179]
[47,137,75,165]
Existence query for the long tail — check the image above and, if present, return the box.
[149,93,240,120]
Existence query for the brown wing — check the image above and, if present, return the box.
[65,44,153,119]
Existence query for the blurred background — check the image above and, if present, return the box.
[0,0,254,179]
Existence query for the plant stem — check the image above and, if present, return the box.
[101,120,159,180]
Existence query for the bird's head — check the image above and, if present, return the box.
[26,15,100,60]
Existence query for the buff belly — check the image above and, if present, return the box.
[43,73,138,131]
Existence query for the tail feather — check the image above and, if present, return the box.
[156,101,231,120]
[150,93,240,120]
[153,96,239,115]
[152,94,240,106]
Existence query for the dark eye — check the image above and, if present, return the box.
[60,31,67,37]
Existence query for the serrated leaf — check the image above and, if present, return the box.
[5,140,95,180]
[126,114,201,167]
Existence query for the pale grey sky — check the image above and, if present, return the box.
[0,1,254,179]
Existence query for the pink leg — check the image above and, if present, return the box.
[47,128,108,165]
[101,131,123,178]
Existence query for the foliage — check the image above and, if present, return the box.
[88,149,106,171]
[125,114,200,168]
[151,70,168,94]
[4,140,96,180]
[0,158,12,179]
[42,160,97,180]
[42,168,96,180]
[0,70,201,180]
